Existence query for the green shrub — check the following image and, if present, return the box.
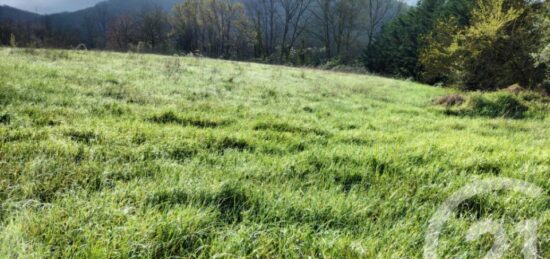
[519,91,544,102]
[465,93,528,119]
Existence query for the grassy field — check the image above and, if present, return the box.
[0,48,549,258]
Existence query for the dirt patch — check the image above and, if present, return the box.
[434,94,465,107]
[502,84,525,95]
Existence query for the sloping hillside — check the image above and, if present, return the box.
[1,0,179,27]
[0,5,40,22]
[46,0,180,28]
[0,48,549,257]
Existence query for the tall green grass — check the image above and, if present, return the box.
[0,48,549,257]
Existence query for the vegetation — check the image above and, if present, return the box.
[0,0,405,66]
[2,0,549,92]
[420,0,547,90]
[364,0,472,79]
[534,1,550,89]
[1,48,549,257]
[366,0,550,92]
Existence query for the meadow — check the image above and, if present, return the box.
[0,48,549,258]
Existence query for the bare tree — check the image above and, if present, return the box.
[310,0,334,59]
[245,0,280,58]
[365,0,404,50]
[172,0,202,52]
[309,0,403,62]
[279,0,313,61]
[106,15,135,51]
[172,0,252,58]
[137,6,168,51]
[332,0,363,57]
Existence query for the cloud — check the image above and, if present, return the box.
[0,0,103,14]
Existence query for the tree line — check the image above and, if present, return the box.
[1,0,405,66]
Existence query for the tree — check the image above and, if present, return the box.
[418,17,461,84]
[310,0,334,59]
[171,0,252,58]
[364,0,471,78]
[0,19,15,46]
[365,0,404,51]
[106,15,136,51]
[331,0,364,59]
[278,0,313,61]
[533,1,550,92]
[137,6,169,52]
[171,0,202,53]
[420,0,547,90]
[244,0,280,59]
[310,0,385,62]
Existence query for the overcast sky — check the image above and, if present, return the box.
[0,0,103,14]
[1,0,419,14]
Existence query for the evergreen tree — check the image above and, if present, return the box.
[363,0,472,79]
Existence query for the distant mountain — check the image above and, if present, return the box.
[46,0,181,29]
[92,0,181,14]
[0,5,41,22]
[0,0,185,48]
[1,0,180,26]
[1,0,182,47]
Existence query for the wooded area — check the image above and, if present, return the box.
[0,0,405,66]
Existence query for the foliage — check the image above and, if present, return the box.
[366,0,548,92]
[463,93,529,119]
[419,0,547,90]
[364,0,472,78]
[418,17,461,84]
[533,1,550,92]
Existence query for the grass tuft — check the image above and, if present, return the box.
[148,111,230,128]
[65,130,100,144]
[253,121,327,136]
[207,137,255,153]
[0,113,11,125]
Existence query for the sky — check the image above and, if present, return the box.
[1,0,419,14]
[0,0,103,14]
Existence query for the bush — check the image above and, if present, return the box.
[465,93,528,119]
[519,91,544,102]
